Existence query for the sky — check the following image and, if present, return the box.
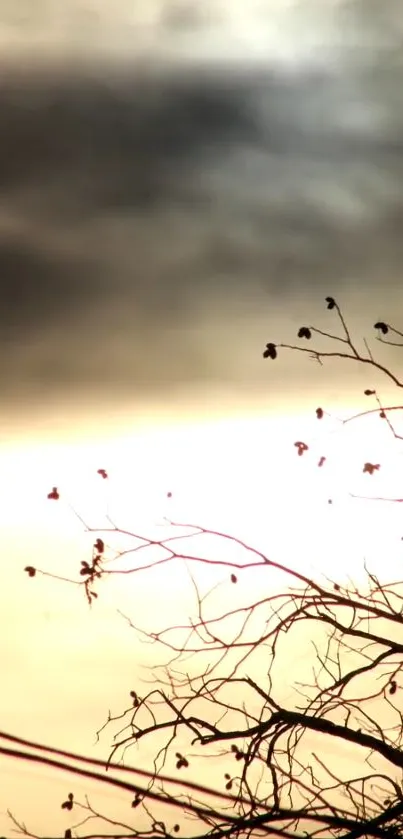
[1,1,403,835]
[2,0,403,430]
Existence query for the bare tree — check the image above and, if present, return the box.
[3,297,403,839]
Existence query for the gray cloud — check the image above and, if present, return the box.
[1,47,403,412]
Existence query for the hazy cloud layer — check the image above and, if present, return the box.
[1,4,403,415]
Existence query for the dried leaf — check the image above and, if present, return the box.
[325,296,336,310]
[263,342,277,360]
[363,462,380,475]
[24,566,36,578]
[374,321,388,335]
[298,327,311,339]
[61,792,74,811]
[316,407,324,419]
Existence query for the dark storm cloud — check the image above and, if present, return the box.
[0,69,260,200]
[0,243,102,337]
[1,55,403,405]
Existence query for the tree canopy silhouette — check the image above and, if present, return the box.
[3,297,403,839]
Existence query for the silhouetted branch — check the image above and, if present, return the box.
[7,297,403,838]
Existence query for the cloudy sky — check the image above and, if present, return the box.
[1,0,403,437]
[2,1,403,835]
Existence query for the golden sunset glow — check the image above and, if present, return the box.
[3,407,402,596]
[2,403,402,832]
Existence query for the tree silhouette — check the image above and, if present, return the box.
[3,297,403,838]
